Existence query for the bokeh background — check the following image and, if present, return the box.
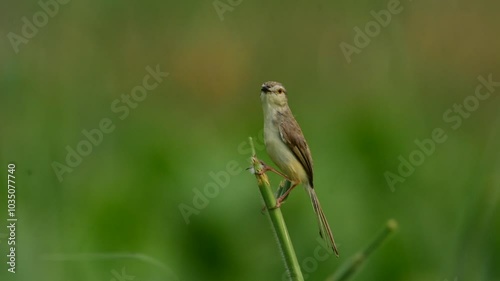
[1,0,499,280]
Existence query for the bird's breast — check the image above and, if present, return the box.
[264,126,308,184]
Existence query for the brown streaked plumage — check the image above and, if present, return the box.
[260,81,339,257]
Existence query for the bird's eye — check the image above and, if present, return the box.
[278,89,283,94]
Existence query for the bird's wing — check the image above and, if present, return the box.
[278,113,314,186]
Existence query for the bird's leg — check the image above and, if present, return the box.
[276,179,291,199]
[251,160,295,211]
[262,179,290,212]
[256,160,291,180]
[275,182,299,208]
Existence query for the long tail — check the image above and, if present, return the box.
[307,186,339,257]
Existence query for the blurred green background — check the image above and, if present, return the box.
[1,0,499,280]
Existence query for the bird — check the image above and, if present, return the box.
[258,81,339,257]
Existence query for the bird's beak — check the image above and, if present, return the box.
[261,85,271,93]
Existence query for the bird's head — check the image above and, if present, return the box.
[260,81,288,107]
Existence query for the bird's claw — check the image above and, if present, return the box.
[261,203,280,214]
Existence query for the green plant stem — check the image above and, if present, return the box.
[327,219,398,281]
[249,137,304,281]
